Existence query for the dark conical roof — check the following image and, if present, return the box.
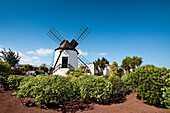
[60,40,74,49]
[55,40,78,53]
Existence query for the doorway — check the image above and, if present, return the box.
[62,57,68,68]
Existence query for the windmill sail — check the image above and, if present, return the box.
[71,25,91,48]
[77,54,91,68]
[47,26,65,45]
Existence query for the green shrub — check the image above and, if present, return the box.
[35,70,44,75]
[0,75,9,88]
[0,61,10,75]
[15,75,74,104]
[14,74,127,105]
[109,76,127,98]
[67,69,85,77]
[162,77,170,109]
[7,75,25,90]
[123,65,170,107]
[102,74,110,79]
[78,75,112,103]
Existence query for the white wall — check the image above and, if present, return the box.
[86,64,111,75]
[53,49,78,76]
[86,63,95,75]
[103,65,111,75]
[67,50,78,69]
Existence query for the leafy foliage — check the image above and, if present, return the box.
[161,77,170,109]
[110,61,124,77]
[93,57,109,75]
[39,64,48,73]
[0,75,9,88]
[35,70,44,75]
[19,64,34,71]
[79,65,87,72]
[78,75,113,103]
[15,75,74,105]
[0,61,10,75]
[109,76,127,98]
[123,65,170,107]
[13,74,127,105]
[121,56,142,74]
[0,48,21,68]
[66,69,85,77]
[7,75,25,90]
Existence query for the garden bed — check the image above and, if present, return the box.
[0,88,169,113]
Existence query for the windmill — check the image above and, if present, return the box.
[47,25,91,76]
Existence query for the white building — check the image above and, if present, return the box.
[86,63,111,75]
[86,64,122,75]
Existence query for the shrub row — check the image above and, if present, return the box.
[0,75,25,90]
[13,74,127,105]
[122,65,170,108]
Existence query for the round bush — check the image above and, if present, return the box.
[78,75,112,103]
[123,65,170,107]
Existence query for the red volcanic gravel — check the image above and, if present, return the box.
[0,88,169,113]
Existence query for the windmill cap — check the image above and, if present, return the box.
[55,40,78,53]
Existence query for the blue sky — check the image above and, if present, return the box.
[0,0,170,68]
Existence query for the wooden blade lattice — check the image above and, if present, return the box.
[74,25,91,44]
[47,26,65,45]
[78,54,91,68]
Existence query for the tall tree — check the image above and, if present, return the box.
[39,64,48,73]
[136,57,143,67]
[121,56,143,74]
[110,61,124,77]
[93,57,109,75]
[121,57,131,74]
[0,61,10,75]
[0,48,21,68]
[21,64,34,72]
[132,56,143,67]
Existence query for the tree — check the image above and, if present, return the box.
[79,65,87,72]
[20,64,34,72]
[93,57,109,75]
[0,61,10,75]
[121,57,131,74]
[121,56,143,74]
[110,61,124,77]
[39,64,48,73]
[0,48,21,68]
[135,57,143,67]
[49,67,53,74]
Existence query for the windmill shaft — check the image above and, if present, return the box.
[76,27,88,42]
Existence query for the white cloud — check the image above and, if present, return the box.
[19,52,33,63]
[19,52,41,64]
[0,48,42,64]
[34,60,41,63]
[78,50,88,56]
[32,56,39,60]
[96,53,107,56]
[36,48,53,56]
[26,51,36,55]
[27,48,54,56]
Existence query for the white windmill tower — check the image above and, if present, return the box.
[47,25,91,76]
